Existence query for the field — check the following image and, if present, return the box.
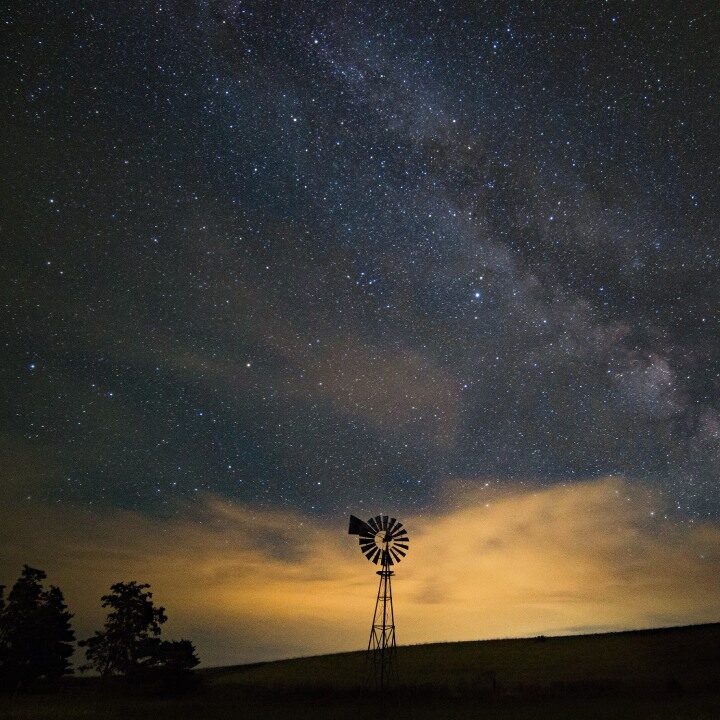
[3,623,720,719]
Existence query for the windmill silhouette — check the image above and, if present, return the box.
[348,514,410,690]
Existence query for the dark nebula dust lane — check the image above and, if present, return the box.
[2,1,719,522]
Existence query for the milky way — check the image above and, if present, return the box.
[3,2,719,521]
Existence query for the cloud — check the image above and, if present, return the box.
[1,477,718,666]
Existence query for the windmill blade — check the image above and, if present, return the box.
[374,515,383,530]
[366,516,380,532]
[392,546,407,558]
[359,540,375,553]
[390,547,403,563]
[393,541,409,550]
[381,515,389,530]
[370,547,382,564]
[387,517,399,534]
[363,546,377,560]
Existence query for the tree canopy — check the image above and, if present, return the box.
[80,581,198,679]
[0,565,75,687]
[80,581,166,676]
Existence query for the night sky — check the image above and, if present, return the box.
[2,2,720,663]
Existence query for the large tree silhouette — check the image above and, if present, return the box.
[0,566,75,687]
[80,581,167,677]
[80,580,200,682]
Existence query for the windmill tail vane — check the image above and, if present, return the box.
[348,514,410,690]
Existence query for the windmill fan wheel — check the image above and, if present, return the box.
[350,514,409,566]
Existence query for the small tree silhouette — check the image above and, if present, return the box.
[80,581,167,677]
[156,639,200,672]
[0,565,75,687]
[0,584,5,633]
[155,639,201,690]
[0,585,6,674]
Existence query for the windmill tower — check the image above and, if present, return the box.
[348,514,410,690]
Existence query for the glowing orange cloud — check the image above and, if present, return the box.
[2,477,719,666]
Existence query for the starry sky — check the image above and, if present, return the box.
[2,1,720,663]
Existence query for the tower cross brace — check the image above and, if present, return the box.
[367,543,397,689]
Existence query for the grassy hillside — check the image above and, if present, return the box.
[3,624,720,719]
[210,622,720,692]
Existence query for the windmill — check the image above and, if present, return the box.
[348,514,410,690]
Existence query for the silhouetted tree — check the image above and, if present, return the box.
[81,581,201,688]
[155,639,201,691]
[0,585,6,672]
[80,581,167,677]
[0,566,75,688]
[156,639,200,673]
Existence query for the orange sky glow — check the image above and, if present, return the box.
[3,477,719,666]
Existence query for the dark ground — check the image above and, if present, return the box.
[3,623,720,719]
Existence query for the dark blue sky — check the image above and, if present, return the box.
[3,1,719,521]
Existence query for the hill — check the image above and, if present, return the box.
[3,623,720,719]
[209,622,720,691]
